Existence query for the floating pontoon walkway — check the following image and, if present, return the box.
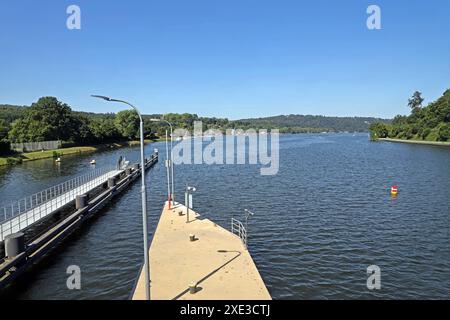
[0,168,123,242]
[132,203,271,300]
[0,154,158,289]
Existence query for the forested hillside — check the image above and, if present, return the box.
[236,115,389,133]
[370,90,450,142]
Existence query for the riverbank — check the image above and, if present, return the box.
[0,139,161,167]
[379,138,450,147]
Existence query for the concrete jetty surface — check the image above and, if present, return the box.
[132,203,271,300]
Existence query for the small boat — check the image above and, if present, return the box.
[55,157,61,163]
[90,160,96,165]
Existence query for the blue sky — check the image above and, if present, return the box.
[0,0,449,119]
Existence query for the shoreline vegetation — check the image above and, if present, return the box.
[370,89,450,144]
[379,138,450,147]
[0,139,160,167]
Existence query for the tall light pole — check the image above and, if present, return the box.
[92,95,150,300]
[150,118,175,207]
[164,129,171,208]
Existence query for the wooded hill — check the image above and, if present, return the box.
[370,89,450,142]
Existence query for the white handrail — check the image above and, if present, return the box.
[231,218,247,249]
[0,166,115,224]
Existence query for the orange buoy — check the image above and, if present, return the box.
[391,186,398,197]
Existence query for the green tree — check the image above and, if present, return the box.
[408,91,424,112]
[90,118,120,142]
[0,119,11,155]
[371,89,450,142]
[369,122,390,140]
[0,119,9,141]
[115,110,139,139]
[8,97,78,143]
[72,115,95,145]
[392,115,408,126]
[438,123,450,141]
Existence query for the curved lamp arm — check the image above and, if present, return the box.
[91,95,143,122]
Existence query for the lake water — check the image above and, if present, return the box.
[1,133,450,299]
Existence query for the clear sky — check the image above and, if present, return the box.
[0,0,449,119]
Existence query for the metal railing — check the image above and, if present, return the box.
[231,218,247,249]
[0,166,119,241]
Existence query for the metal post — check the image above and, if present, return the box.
[91,95,150,300]
[139,118,150,301]
[170,125,175,206]
[244,209,255,249]
[185,186,196,223]
[165,130,171,208]
[186,184,189,223]
[150,118,175,207]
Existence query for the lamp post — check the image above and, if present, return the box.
[150,118,175,207]
[164,129,171,208]
[91,95,150,300]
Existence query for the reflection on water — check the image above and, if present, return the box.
[1,134,450,299]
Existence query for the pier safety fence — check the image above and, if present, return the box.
[0,166,118,241]
[231,218,247,249]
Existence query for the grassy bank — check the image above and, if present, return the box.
[379,138,450,147]
[0,139,159,167]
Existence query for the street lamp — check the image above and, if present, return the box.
[91,95,150,300]
[163,129,171,208]
[150,118,175,207]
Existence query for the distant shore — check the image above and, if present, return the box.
[379,138,450,147]
[0,139,162,167]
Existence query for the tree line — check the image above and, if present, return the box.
[0,97,235,155]
[369,90,450,142]
[0,97,139,155]
[1,96,394,155]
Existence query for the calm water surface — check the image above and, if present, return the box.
[1,134,450,299]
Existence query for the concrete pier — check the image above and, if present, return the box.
[132,203,271,300]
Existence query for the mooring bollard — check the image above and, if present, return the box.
[189,282,198,294]
[4,232,25,259]
[108,177,116,188]
[76,194,88,209]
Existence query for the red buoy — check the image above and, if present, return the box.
[391,186,398,196]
